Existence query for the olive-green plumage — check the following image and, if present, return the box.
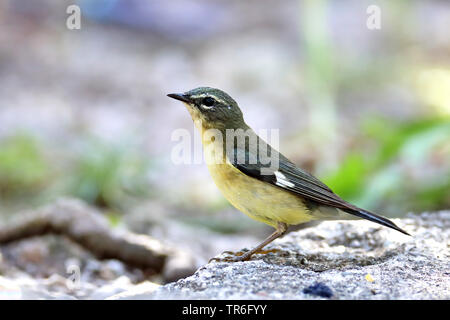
[168,87,409,261]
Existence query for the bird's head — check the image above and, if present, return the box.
[168,87,245,130]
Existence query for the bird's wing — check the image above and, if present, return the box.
[228,141,409,235]
[230,147,353,210]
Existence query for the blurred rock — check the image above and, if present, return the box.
[117,211,450,299]
[106,281,160,300]
[163,248,196,283]
[88,275,132,300]
[0,276,22,300]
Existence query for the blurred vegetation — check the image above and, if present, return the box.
[323,116,450,214]
[297,0,450,216]
[301,0,338,166]
[67,138,152,211]
[0,134,153,214]
[0,134,50,200]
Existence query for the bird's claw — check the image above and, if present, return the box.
[208,250,252,263]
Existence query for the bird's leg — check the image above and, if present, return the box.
[211,222,288,263]
[236,222,288,261]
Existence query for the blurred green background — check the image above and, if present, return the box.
[0,0,449,236]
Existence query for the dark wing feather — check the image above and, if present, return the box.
[233,150,353,209]
[229,142,409,235]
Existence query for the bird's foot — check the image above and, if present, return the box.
[208,248,281,263]
[208,250,252,263]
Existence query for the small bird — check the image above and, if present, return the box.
[168,87,410,262]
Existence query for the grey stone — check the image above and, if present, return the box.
[117,211,450,300]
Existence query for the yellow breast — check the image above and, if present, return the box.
[206,161,314,228]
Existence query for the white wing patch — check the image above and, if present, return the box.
[274,171,295,188]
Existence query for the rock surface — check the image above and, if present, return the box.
[116,211,450,300]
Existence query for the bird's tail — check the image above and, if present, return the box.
[344,208,410,236]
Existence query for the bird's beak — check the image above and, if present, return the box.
[167,93,191,103]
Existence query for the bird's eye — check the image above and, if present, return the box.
[202,97,215,107]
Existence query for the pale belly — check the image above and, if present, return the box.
[206,163,314,228]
